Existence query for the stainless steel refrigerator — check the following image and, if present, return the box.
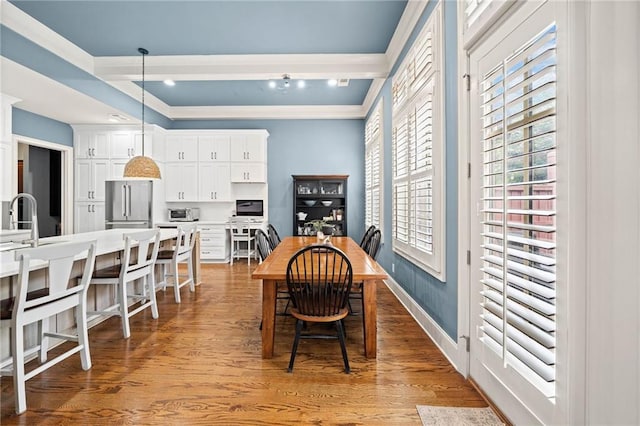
[105,180,153,229]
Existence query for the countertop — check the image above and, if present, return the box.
[0,229,31,244]
[0,228,178,279]
[156,219,267,228]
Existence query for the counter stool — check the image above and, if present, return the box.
[87,230,160,338]
[0,240,97,414]
[230,217,257,265]
[156,224,197,303]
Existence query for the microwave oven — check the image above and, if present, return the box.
[168,208,200,222]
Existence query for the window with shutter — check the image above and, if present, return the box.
[391,3,444,279]
[462,0,515,49]
[479,23,557,398]
[365,100,383,231]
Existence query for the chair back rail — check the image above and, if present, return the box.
[15,241,97,316]
[286,245,352,317]
[267,224,281,250]
[255,229,272,262]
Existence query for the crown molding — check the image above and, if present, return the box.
[169,105,366,120]
[106,80,174,118]
[385,0,429,70]
[361,78,386,116]
[0,1,95,73]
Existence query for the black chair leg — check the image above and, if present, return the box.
[335,320,350,374]
[288,319,304,373]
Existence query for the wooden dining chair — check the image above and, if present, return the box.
[266,223,281,250]
[0,240,97,414]
[255,229,291,330]
[255,229,272,263]
[286,244,353,373]
[350,228,382,314]
[359,225,377,252]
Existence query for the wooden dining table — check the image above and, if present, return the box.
[252,236,388,359]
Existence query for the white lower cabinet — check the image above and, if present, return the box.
[198,224,229,262]
[165,162,198,201]
[74,202,105,233]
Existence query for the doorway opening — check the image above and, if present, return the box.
[14,137,73,237]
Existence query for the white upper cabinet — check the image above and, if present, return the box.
[198,135,230,162]
[199,163,231,201]
[166,135,198,162]
[75,159,109,202]
[110,131,151,158]
[75,131,109,159]
[230,133,266,162]
[165,162,198,202]
[230,162,266,183]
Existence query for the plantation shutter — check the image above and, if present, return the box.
[465,0,493,30]
[365,102,382,229]
[479,24,557,398]
[392,111,409,243]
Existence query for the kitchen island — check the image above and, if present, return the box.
[0,228,198,361]
[0,228,181,278]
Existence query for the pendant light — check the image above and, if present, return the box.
[124,47,161,179]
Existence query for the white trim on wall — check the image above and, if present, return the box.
[384,275,462,373]
[12,135,74,236]
[456,0,471,378]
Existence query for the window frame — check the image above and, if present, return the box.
[364,98,384,234]
[391,3,446,280]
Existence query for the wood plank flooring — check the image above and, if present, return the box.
[1,262,487,425]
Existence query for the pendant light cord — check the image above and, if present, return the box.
[138,47,148,156]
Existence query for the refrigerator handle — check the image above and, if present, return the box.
[127,184,132,217]
[122,184,127,217]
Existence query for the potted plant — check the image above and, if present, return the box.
[304,219,335,239]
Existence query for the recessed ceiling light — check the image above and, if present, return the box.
[297,80,306,89]
[268,80,277,89]
[328,79,338,87]
[163,79,175,86]
[108,113,130,122]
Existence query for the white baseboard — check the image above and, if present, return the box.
[383,275,464,374]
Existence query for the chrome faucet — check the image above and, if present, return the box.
[9,193,39,247]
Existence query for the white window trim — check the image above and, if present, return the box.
[365,98,384,235]
[391,3,446,281]
[462,0,519,50]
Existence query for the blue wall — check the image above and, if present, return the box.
[12,108,73,146]
[366,0,459,339]
[171,119,365,240]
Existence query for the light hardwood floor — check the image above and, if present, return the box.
[1,262,488,425]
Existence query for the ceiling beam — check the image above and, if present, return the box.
[94,53,389,81]
[168,105,367,120]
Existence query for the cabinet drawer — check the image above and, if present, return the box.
[198,226,226,234]
[200,247,226,259]
[200,236,224,247]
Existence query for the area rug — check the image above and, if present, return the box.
[416,405,504,426]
